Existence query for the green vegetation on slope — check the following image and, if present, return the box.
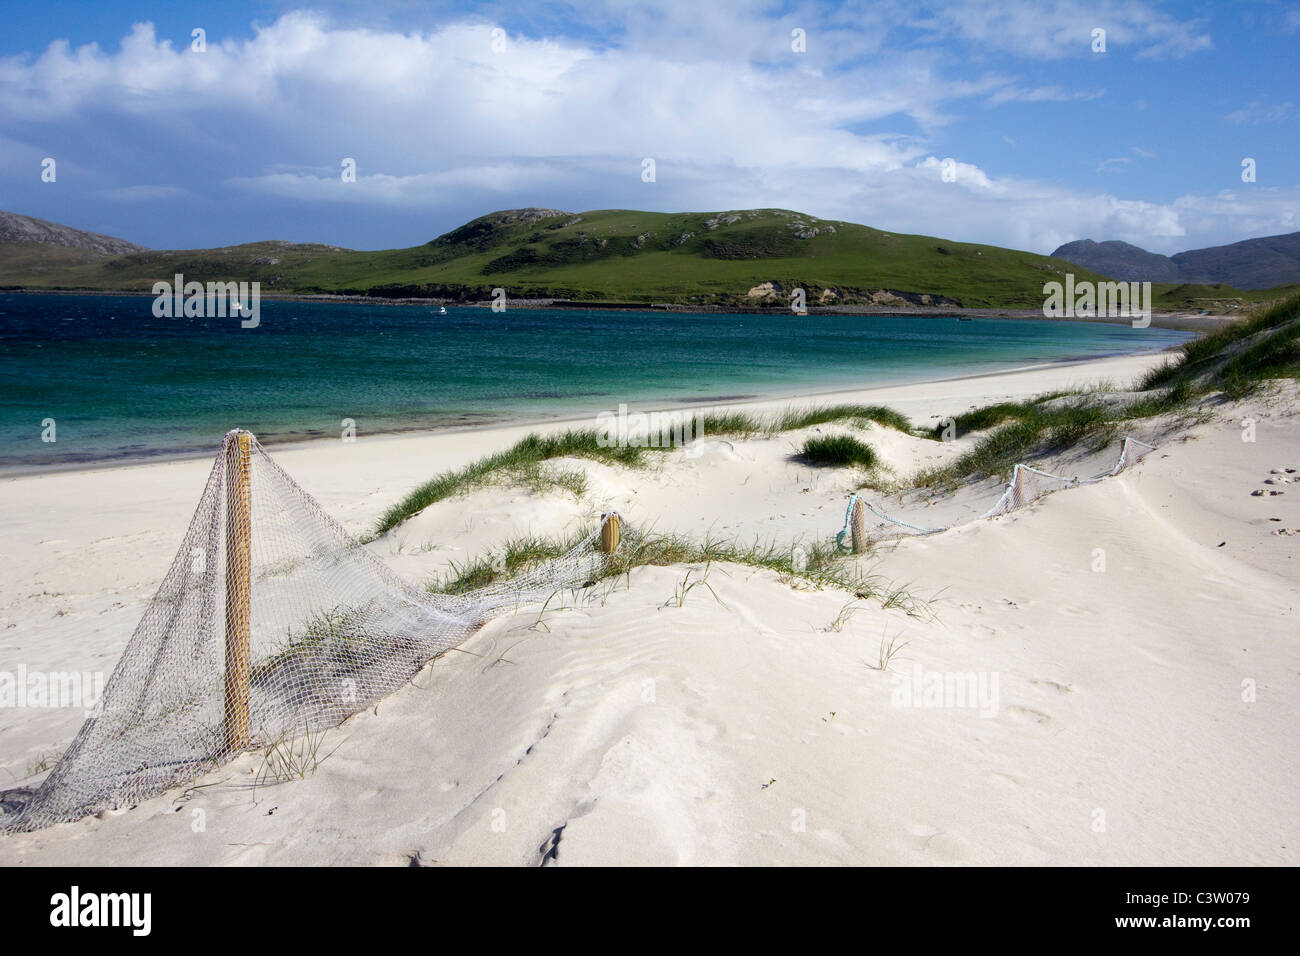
[1140,291,1300,396]
[428,523,927,617]
[7,206,1294,310]
[916,292,1300,488]
[0,207,1129,309]
[414,294,1300,621]
[375,403,912,534]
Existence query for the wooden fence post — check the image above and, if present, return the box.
[599,513,621,554]
[224,431,252,752]
[850,497,868,554]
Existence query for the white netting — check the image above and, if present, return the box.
[3,431,627,832]
[842,436,1156,545]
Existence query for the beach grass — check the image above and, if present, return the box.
[429,524,930,617]
[254,724,341,788]
[376,402,911,534]
[374,429,643,534]
[1139,291,1300,391]
[915,399,1118,489]
[506,461,588,499]
[774,403,912,433]
[922,392,1073,440]
[916,293,1300,489]
[382,295,1300,537]
[798,434,878,467]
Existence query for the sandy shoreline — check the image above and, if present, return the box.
[1,348,1188,479]
[1,349,1296,865]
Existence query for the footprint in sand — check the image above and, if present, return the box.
[1131,644,1172,666]
[907,823,970,861]
[1056,604,1098,619]
[1005,705,1053,725]
[1030,678,1074,694]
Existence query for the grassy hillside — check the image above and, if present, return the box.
[1148,281,1300,312]
[2,207,1293,310]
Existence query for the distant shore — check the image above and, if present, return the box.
[1,287,1234,331]
[0,350,1185,479]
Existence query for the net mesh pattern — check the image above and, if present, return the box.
[855,436,1156,542]
[4,431,623,832]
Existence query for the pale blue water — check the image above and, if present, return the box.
[0,293,1192,469]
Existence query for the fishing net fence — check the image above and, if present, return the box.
[838,436,1157,549]
[5,431,1154,831]
[3,430,630,832]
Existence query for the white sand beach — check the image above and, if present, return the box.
[1,351,1297,866]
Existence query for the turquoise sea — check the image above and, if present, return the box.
[0,293,1193,469]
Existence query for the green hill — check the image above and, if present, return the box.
[0,206,1292,310]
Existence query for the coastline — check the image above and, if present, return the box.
[0,349,1182,479]
[3,345,1296,866]
[1,288,1233,331]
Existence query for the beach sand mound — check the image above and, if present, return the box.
[1,360,1296,864]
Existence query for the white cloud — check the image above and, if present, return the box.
[228,162,584,205]
[910,0,1213,60]
[1169,189,1300,247]
[1224,101,1295,125]
[1096,147,1156,175]
[987,84,1104,106]
[0,7,1288,258]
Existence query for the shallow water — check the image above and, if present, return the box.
[0,294,1192,467]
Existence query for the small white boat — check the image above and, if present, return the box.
[439,306,447,314]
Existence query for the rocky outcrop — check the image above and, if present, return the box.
[786,217,823,240]
[746,280,784,300]
[0,210,146,255]
[705,214,743,230]
[481,208,571,227]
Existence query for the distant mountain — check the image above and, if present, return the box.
[1052,232,1300,290]
[2,205,1293,310]
[1049,239,1178,282]
[1,206,1109,308]
[0,210,146,256]
[1172,233,1300,290]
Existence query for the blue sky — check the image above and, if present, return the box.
[1,0,1297,254]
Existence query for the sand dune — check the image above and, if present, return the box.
[1,353,1296,865]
